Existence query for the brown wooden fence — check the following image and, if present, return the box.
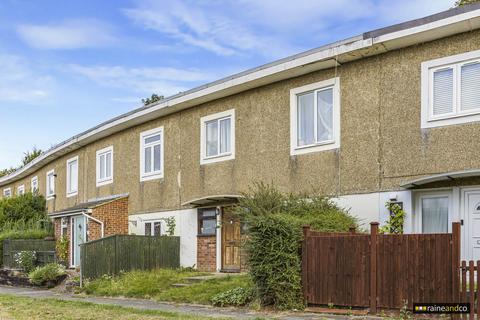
[302,222,461,312]
[80,235,180,280]
[459,260,479,319]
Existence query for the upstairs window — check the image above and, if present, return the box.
[17,185,25,196]
[422,50,480,128]
[140,127,164,181]
[31,176,38,193]
[3,188,11,198]
[46,170,55,199]
[200,109,235,164]
[290,78,340,155]
[66,156,78,197]
[96,146,113,186]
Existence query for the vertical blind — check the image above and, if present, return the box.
[432,68,453,116]
[461,62,480,111]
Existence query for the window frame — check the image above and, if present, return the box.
[17,185,25,195]
[46,169,55,200]
[96,146,114,187]
[31,176,38,193]
[144,220,162,236]
[66,156,79,197]
[290,77,341,155]
[414,191,452,234]
[197,208,217,236]
[200,109,235,165]
[60,217,68,237]
[3,188,11,198]
[421,50,480,128]
[140,127,164,182]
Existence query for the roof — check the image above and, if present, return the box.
[2,4,480,187]
[400,169,480,189]
[49,194,128,217]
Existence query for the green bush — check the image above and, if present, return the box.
[237,182,357,310]
[211,287,254,307]
[14,250,37,272]
[28,263,66,286]
[0,192,47,225]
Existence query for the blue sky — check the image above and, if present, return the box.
[0,0,454,169]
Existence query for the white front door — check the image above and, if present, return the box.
[71,215,86,267]
[464,191,480,261]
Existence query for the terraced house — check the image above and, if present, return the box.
[2,4,480,271]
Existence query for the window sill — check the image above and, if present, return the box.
[200,153,235,165]
[66,192,78,198]
[291,140,339,156]
[46,195,56,201]
[197,233,216,237]
[96,179,113,187]
[140,173,164,182]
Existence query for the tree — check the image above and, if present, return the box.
[455,0,480,6]
[22,147,42,166]
[142,93,164,106]
[0,147,43,178]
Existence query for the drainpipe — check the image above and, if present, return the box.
[81,211,104,237]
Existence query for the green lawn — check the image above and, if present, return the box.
[82,269,252,305]
[0,294,227,320]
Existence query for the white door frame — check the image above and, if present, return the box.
[70,215,87,268]
[460,187,480,261]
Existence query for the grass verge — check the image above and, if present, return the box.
[82,269,252,305]
[0,294,227,320]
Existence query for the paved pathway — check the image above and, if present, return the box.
[0,285,379,320]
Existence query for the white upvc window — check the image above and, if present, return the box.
[290,78,340,155]
[17,185,25,195]
[3,188,11,198]
[31,176,38,193]
[414,191,452,234]
[200,109,235,165]
[66,156,79,197]
[96,146,113,187]
[421,50,480,128]
[60,217,68,237]
[144,220,162,236]
[140,127,164,181]
[46,169,55,199]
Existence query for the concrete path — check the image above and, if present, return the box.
[0,285,378,320]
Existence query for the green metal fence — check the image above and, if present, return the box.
[80,235,180,280]
[3,239,56,269]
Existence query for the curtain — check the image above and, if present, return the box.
[297,92,315,146]
[219,118,231,154]
[206,120,218,157]
[422,197,448,233]
[153,144,161,171]
[317,88,333,142]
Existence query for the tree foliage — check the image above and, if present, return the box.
[236,182,357,310]
[142,94,164,106]
[455,0,480,6]
[0,147,43,177]
[0,192,47,226]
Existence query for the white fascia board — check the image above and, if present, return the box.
[2,11,480,187]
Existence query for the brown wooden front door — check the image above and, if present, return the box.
[221,207,241,272]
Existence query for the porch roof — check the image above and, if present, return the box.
[181,195,242,207]
[49,194,128,218]
[400,169,480,189]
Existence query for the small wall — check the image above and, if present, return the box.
[197,235,216,272]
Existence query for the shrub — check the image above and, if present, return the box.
[56,236,69,263]
[14,250,36,272]
[211,287,254,307]
[236,182,357,310]
[0,192,47,225]
[29,263,66,286]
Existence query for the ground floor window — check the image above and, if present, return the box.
[416,192,451,234]
[198,208,217,235]
[144,221,161,236]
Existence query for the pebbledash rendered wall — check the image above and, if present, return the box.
[2,30,480,222]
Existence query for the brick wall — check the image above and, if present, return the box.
[197,235,216,272]
[90,197,129,240]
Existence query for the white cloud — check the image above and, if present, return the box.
[68,64,217,96]
[123,0,453,58]
[0,54,54,102]
[17,19,116,50]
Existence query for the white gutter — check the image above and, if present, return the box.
[2,7,480,187]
